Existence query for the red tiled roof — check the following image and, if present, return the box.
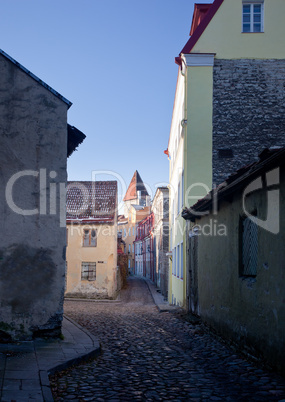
[123,170,149,201]
[176,0,223,65]
[66,181,117,223]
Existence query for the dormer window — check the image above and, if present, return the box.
[242,2,264,33]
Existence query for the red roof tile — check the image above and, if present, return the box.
[66,181,117,223]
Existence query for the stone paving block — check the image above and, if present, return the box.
[2,378,21,390]
[1,389,43,401]
[41,384,54,402]
[5,359,38,371]
[0,356,6,370]
[4,370,39,380]
[22,379,42,390]
[39,370,50,387]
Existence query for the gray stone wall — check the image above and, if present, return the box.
[0,54,68,340]
[193,162,285,376]
[212,59,285,186]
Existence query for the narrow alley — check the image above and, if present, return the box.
[50,277,285,401]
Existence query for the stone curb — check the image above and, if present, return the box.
[143,278,178,313]
[48,315,101,376]
[0,316,101,402]
[65,298,121,303]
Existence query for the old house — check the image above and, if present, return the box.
[122,171,151,274]
[65,181,118,299]
[182,147,285,375]
[0,49,85,340]
[167,0,285,307]
[151,187,169,298]
[134,213,155,280]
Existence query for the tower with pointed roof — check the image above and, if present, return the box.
[123,170,149,218]
[119,171,151,275]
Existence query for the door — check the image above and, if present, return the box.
[188,233,199,316]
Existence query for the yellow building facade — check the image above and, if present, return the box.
[168,0,285,308]
[65,181,118,299]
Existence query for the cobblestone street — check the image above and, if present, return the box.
[50,277,285,401]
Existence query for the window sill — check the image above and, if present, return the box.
[241,31,264,34]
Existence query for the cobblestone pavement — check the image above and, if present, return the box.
[50,277,285,401]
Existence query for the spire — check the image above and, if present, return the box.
[123,171,149,201]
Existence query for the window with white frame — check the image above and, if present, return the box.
[173,247,176,275]
[81,262,96,281]
[180,242,184,279]
[177,244,180,278]
[242,2,264,33]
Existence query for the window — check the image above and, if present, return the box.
[81,262,96,281]
[242,2,263,33]
[180,242,184,279]
[83,229,97,247]
[240,217,258,276]
[124,229,126,237]
[173,247,176,276]
[132,244,134,253]
[177,182,181,214]
[177,244,180,278]
[129,244,131,253]
[129,228,131,236]
[218,149,233,159]
[132,227,135,236]
[181,171,184,209]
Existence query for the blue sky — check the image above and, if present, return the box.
[0,0,211,205]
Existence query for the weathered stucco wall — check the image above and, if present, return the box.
[213,59,285,185]
[194,165,285,375]
[0,54,68,340]
[65,223,118,299]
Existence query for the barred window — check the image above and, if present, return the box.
[240,217,258,276]
[83,229,97,247]
[81,262,96,281]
